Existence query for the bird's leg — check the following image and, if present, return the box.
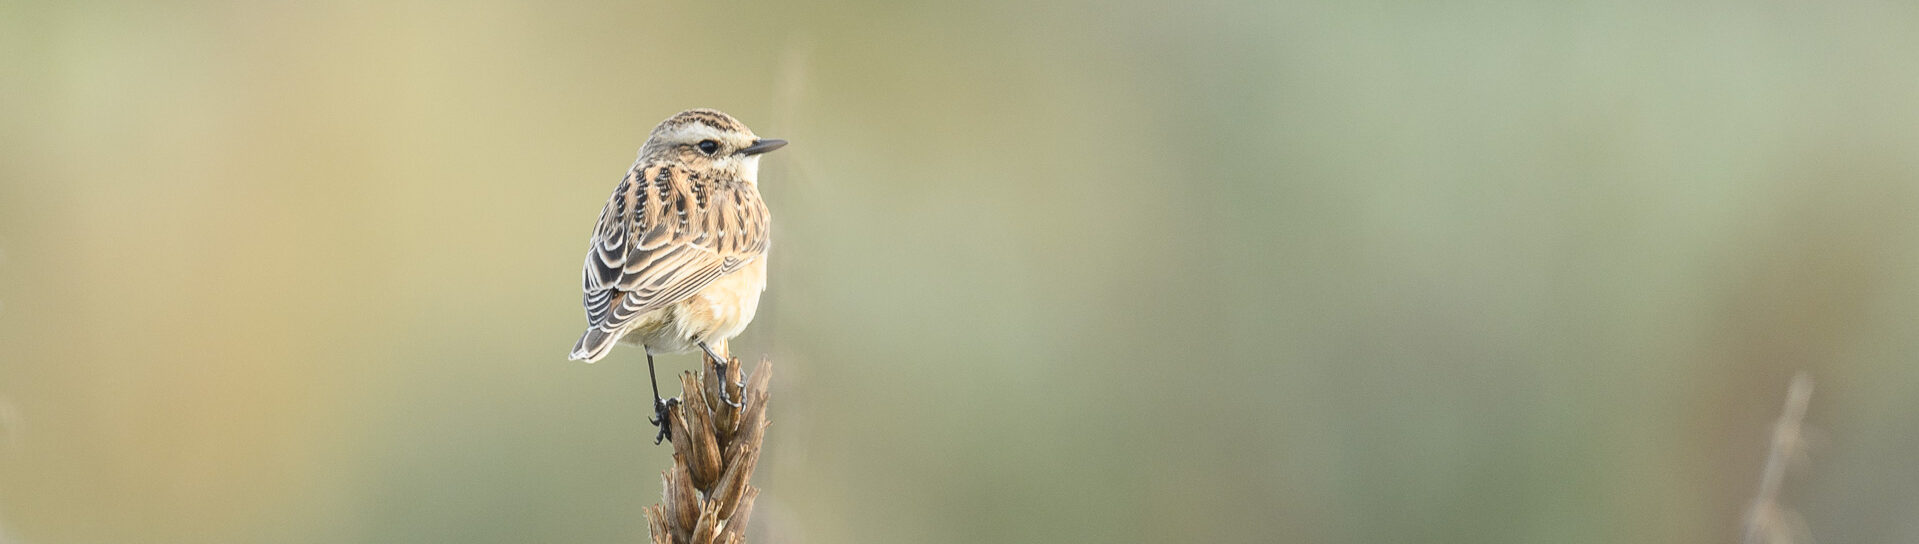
[644,350,674,444]
[697,340,742,409]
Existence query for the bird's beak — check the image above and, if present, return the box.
[739,138,788,156]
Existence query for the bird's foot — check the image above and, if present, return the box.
[698,341,746,409]
[648,397,678,444]
[714,359,743,409]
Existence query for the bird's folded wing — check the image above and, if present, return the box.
[581,162,769,333]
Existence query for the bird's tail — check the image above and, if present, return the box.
[569,328,619,363]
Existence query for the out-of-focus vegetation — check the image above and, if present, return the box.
[4,1,1919,543]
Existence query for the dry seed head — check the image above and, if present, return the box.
[648,356,773,544]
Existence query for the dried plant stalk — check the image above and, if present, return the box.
[1742,372,1813,544]
[647,355,772,544]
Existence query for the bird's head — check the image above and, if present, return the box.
[639,109,786,181]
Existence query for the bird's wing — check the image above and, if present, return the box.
[573,161,769,359]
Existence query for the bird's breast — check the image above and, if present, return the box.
[620,259,768,354]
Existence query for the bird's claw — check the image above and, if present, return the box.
[649,397,678,444]
[714,360,744,409]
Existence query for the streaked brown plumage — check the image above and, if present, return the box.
[567,109,782,440]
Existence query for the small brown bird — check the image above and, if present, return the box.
[569,109,783,443]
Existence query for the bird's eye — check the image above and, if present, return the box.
[697,140,720,155]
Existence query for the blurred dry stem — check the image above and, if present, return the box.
[646,355,772,544]
[1742,372,1813,544]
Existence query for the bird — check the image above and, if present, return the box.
[569,108,784,444]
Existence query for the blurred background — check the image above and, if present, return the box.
[4,1,1919,543]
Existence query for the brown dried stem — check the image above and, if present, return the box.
[646,354,772,544]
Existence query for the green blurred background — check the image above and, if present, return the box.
[4,1,1919,543]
